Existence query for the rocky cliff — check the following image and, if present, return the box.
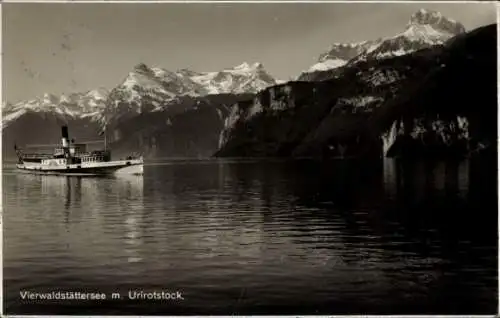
[107,93,253,159]
[216,24,497,159]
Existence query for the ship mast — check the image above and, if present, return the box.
[104,126,107,151]
[103,113,108,151]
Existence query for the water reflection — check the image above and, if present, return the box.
[3,159,496,315]
[8,173,145,260]
[114,175,145,264]
[383,159,470,200]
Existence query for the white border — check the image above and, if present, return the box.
[0,1,499,318]
[0,0,499,3]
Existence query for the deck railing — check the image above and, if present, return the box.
[21,153,53,159]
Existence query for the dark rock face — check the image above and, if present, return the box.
[216,49,441,158]
[107,93,253,159]
[376,24,497,158]
[216,24,497,159]
[217,82,326,157]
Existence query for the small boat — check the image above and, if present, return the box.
[14,125,143,176]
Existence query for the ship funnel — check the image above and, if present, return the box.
[61,125,69,148]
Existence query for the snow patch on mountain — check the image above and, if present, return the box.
[361,68,403,87]
[308,58,347,72]
[304,9,466,74]
[350,9,465,64]
[190,62,276,94]
[303,41,380,75]
[2,88,110,129]
[337,95,384,109]
[1,109,27,129]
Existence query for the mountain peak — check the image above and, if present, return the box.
[231,62,264,72]
[240,62,251,68]
[301,8,468,76]
[133,62,152,74]
[252,62,264,69]
[42,93,58,104]
[407,8,465,35]
[234,62,251,70]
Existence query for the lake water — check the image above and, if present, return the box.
[2,158,497,315]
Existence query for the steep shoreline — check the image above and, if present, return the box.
[215,24,496,160]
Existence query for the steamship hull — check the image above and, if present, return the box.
[16,159,144,176]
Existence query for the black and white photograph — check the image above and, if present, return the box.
[1,1,498,315]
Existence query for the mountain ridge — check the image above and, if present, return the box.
[2,61,277,128]
[301,8,466,79]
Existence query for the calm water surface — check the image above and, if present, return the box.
[3,158,497,315]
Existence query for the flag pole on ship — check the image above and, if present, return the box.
[103,112,108,151]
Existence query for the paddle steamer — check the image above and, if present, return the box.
[15,126,143,175]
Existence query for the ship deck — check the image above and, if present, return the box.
[17,158,144,175]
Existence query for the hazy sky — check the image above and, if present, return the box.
[3,2,497,103]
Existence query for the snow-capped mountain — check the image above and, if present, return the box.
[2,61,277,129]
[191,62,276,94]
[2,89,109,129]
[303,9,466,75]
[349,9,465,63]
[102,62,276,120]
[307,40,381,72]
